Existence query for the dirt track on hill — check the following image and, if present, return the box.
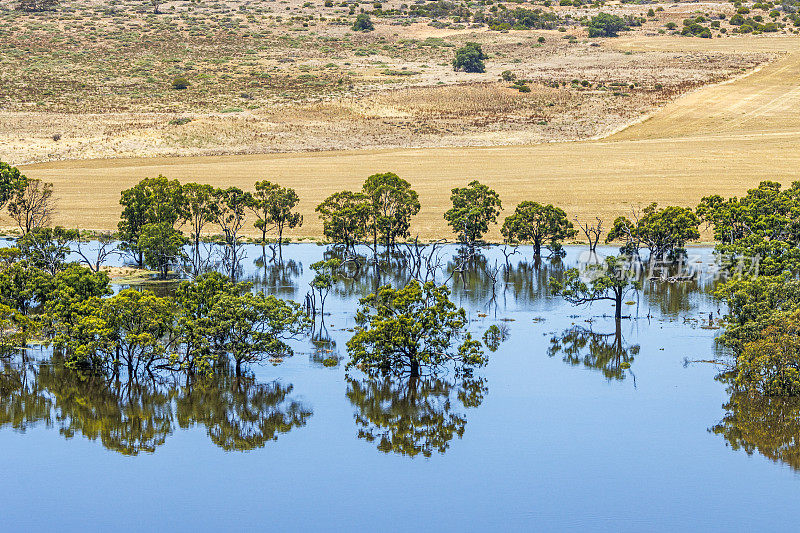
[18,36,800,242]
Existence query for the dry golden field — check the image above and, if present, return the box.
[16,34,800,242]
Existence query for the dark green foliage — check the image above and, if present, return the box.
[210,187,253,280]
[17,226,78,276]
[698,181,800,276]
[587,13,628,37]
[250,180,302,246]
[139,221,186,278]
[453,42,487,73]
[171,76,189,90]
[606,203,699,260]
[362,172,420,248]
[0,161,27,211]
[316,190,371,248]
[346,281,485,377]
[352,13,374,31]
[118,176,184,268]
[501,201,576,257]
[550,256,641,320]
[444,180,502,246]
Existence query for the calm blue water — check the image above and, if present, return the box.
[1,244,798,532]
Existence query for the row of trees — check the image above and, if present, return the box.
[118,177,302,279]
[698,181,800,397]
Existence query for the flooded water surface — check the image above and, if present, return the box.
[1,244,799,531]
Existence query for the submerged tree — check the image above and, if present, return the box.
[346,281,485,377]
[606,203,699,260]
[118,176,183,268]
[17,226,78,276]
[444,180,502,248]
[310,258,341,318]
[316,190,371,249]
[250,180,302,248]
[180,182,215,276]
[346,374,487,457]
[362,172,420,249]
[550,255,641,320]
[208,290,308,376]
[139,221,186,279]
[501,201,576,257]
[210,187,252,280]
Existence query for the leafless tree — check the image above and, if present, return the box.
[74,231,120,272]
[575,217,604,253]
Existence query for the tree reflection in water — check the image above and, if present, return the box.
[345,374,487,458]
[711,392,800,471]
[0,357,311,455]
[177,370,312,452]
[548,321,640,381]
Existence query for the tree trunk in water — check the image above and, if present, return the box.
[615,289,622,320]
[410,358,420,378]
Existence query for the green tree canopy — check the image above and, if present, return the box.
[606,203,699,260]
[346,280,485,377]
[453,42,487,73]
[0,161,27,211]
[352,13,374,31]
[444,180,502,247]
[250,180,302,246]
[501,201,576,257]
[550,255,641,320]
[362,172,420,248]
[118,176,184,267]
[316,190,371,249]
[587,12,628,37]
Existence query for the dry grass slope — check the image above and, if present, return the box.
[17,36,800,242]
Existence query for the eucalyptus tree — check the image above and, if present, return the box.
[310,258,341,318]
[0,161,27,212]
[139,221,186,279]
[208,290,308,376]
[550,255,641,320]
[316,190,371,249]
[250,180,302,248]
[7,178,54,234]
[118,176,184,267]
[180,182,215,276]
[55,288,176,375]
[0,261,50,315]
[17,226,78,275]
[501,202,576,258]
[210,187,253,281]
[362,172,420,249]
[173,272,249,375]
[606,203,699,261]
[444,180,502,248]
[346,281,485,378]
